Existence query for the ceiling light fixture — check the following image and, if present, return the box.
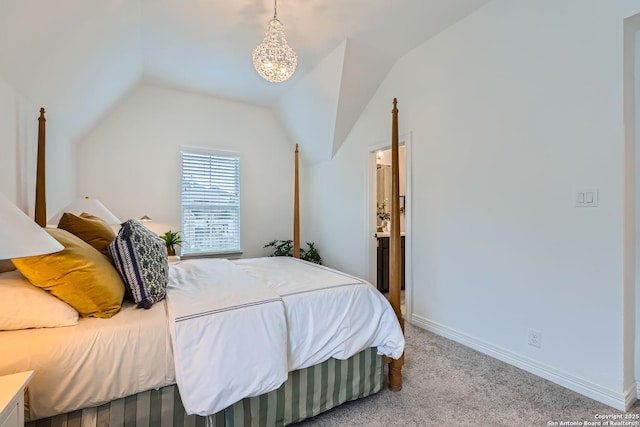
[252,0,297,83]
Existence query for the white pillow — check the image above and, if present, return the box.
[0,270,79,330]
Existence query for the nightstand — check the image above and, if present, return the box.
[0,372,33,427]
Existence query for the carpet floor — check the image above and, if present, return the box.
[296,322,640,427]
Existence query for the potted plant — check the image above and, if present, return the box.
[159,230,182,256]
[264,240,322,265]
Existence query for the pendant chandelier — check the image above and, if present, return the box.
[252,0,297,83]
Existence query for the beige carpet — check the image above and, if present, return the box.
[296,322,640,426]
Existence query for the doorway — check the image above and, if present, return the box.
[368,135,412,320]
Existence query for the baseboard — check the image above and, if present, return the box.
[410,314,635,411]
[626,382,638,410]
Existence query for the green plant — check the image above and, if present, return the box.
[264,239,293,257]
[264,239,322,265]
[159,230,182,256]
[302,242,322,265]
[377,199,390,221]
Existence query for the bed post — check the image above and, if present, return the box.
[35,108,47,227]
[388,98,404,391]
[293,144,300,258]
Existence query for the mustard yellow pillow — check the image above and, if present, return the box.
[12,228,125,318]
[57,212,116,257]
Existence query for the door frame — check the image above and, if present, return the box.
[367,132,413,321]
[624,12,640,401]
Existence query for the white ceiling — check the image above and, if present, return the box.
[0,0,492,162]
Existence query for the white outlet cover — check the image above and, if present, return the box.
[528,329,542,348]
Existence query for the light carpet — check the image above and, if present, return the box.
[296,322,640,426]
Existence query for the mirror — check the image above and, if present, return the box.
[376,147,406,233]
[377,165,392,231]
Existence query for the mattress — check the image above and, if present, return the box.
[0,300,174,420]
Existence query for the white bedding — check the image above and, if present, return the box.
[0,300,173,421]
[166,259,288,416]
[233,257,405,370]
[1,257,404,421]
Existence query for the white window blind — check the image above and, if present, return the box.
[181,150,240,255]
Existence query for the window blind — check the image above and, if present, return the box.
[181,150,240,255]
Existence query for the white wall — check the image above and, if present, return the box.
[76,84,300,258]
[0,76,20,203]
[307,0,640,410]
[276,41,345,164]
[0,74,74,217]
[0,0,143,143]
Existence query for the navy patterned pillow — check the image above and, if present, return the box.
[108,219,169,309]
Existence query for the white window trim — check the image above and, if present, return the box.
[180,147,241,256]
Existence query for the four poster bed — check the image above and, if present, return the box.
[0,102,405,426]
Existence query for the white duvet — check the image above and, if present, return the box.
[167,257,404,416]
[233,257,405,370]
[166,259,288,416]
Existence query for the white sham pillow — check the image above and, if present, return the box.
[0,270,79,330]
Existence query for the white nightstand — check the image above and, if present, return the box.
[0,372,33,427]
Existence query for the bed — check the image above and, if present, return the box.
[1,257,401,425]
[0,102,406,426]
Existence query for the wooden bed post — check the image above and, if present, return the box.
[35,108,47,227]
[388,98,404,391]
[293,144,300,258]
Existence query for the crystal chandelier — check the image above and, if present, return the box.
[252,0,297,83]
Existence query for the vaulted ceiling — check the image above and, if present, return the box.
[0,0,491,163]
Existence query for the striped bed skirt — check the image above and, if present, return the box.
[27,347,383,427]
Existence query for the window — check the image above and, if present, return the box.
[181,149,241,256]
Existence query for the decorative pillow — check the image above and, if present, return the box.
[0,259,16,273]
[108,219,169,309]
[57,212,116,257]
[0,270,79,330]
[12,228,125,318]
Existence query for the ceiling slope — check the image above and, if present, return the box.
[0,0,493,155]
[276,38,396,164]
[0,0,143,140]
[276,41,345,164]
[331,39,397,158]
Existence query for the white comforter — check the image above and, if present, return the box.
[233,257,405,370]
[166,259,288,416]
[167,257,405,416]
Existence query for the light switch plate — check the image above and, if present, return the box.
[575,189,598,207]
